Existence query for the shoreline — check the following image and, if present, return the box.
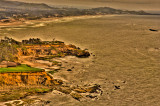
[0,14,148,28]
[1,14,160,105]
[0,37,98,105]
[0,15,105,27]
[1,14,159,27]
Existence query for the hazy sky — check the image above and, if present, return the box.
[9,0,160,13]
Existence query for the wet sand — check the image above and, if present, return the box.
[1,15,160,105]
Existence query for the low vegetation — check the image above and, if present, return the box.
[0,37,19,62]
[0,87,52,102]
[0,64,42,73]
[0,37,90,63]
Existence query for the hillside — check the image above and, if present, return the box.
[0,0,53,10]
[0,0,151,20]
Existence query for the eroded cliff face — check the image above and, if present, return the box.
[0,71,55,86]
[17,44,90,58]
[0,37,90,63]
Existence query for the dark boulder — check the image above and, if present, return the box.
[67,69,72,71]
[76,50,90,58]
[149,29,158,32]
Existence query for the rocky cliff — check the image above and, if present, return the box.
[0,71,54,86]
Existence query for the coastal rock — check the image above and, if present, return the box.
[54,86,72,94]
[73,88,87,93]
[114,86,121,90]
[149,29,158,32]
[0,71,54,86]
[75,50,90,58]
[0,61,19,67]
[70,92,83,101]
[85,84,101,93]
[67,69,72,71]
[53,79,63,85]
[0,37,90,64]
[86,94,98,99]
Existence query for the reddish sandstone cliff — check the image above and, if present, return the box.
[0,71,54,86]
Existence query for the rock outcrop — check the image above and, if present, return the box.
[17,38,90,58]
[0,37,91,102]
[0,61,20,68]
[0,37,90,64]
[0,71,54,86]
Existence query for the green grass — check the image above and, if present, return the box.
[0,64,42,73]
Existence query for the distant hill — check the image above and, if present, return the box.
[0,0,53,10]
[0,0,152,20]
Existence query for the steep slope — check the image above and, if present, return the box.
[0,71,54,86]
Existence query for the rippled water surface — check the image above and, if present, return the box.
[2,15,160,105]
